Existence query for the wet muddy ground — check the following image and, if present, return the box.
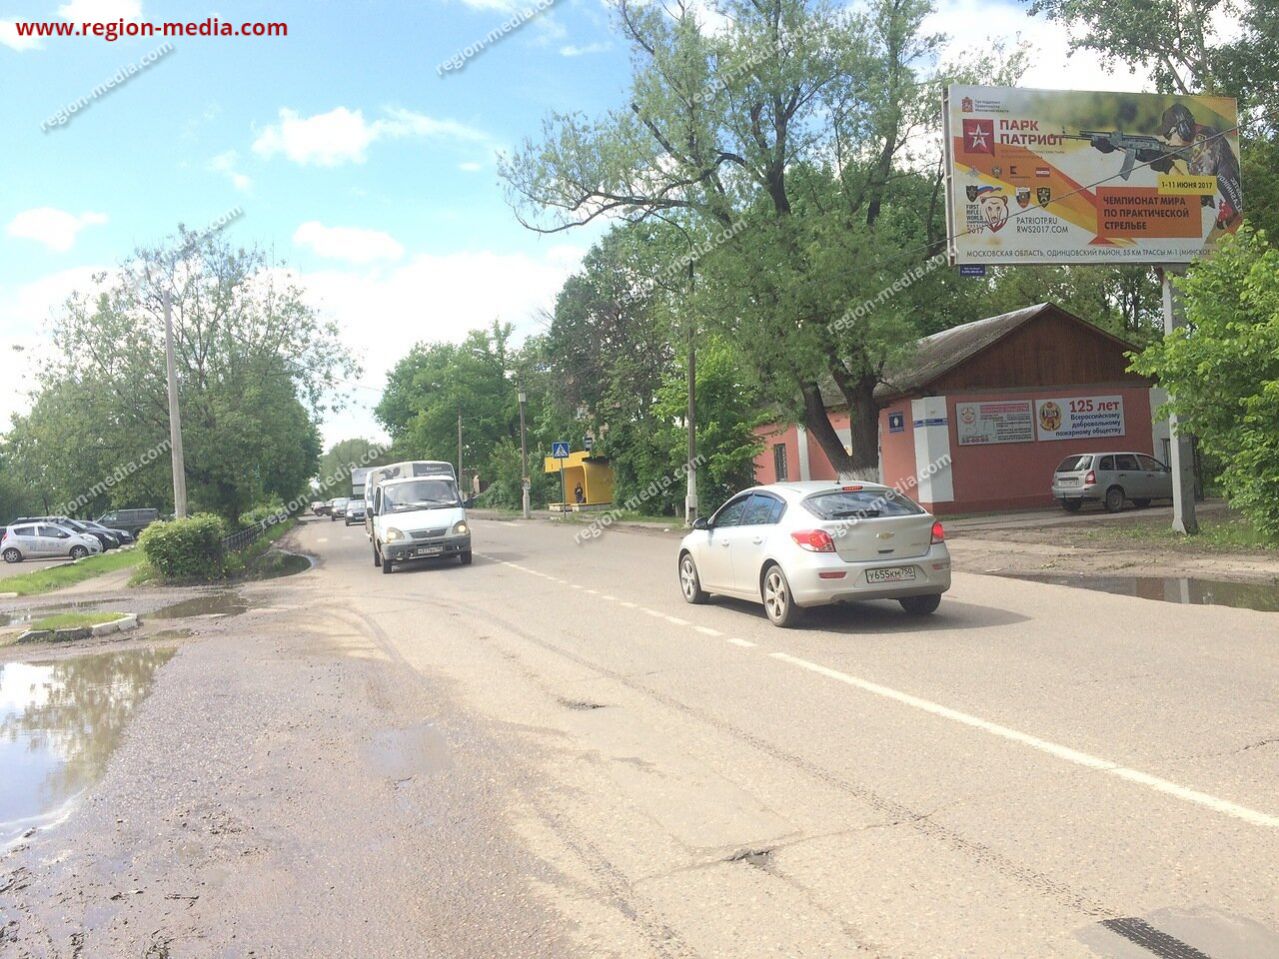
[0,573,573,959]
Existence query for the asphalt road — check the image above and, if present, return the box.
[4,516,1277,958]
[302,516,1279,957]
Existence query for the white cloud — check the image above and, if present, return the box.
[278,245,585,445]
[57,0,142,21]
[560,41,611,57]
[252,106,488,167]
[0,20,43,51]
[458,161,484,172]
[293,221,405,264]
[209,150,252,192]
[925,0,1149,92]
[0,266,110,431]
[6,208,108,253]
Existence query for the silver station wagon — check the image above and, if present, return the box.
[1052,452,1174,512]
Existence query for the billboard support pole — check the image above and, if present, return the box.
[1161,268,1199,535]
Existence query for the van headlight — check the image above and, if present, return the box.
[451,521,469,536]
[385,527,406,542]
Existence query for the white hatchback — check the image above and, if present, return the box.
[2,522,103,563]
[677,482,951,627]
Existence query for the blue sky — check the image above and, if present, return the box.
[0,0,1144,445]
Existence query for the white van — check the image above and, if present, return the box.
[363,460,457,539]
[371,474,471,573]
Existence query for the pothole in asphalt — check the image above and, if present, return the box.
[725,847,774,869]
[996,574,1279,613]
[152,593,249,620]
[557,698,608,711]
[0,646,177,849]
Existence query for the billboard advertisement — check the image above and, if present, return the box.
[944,86,1242,265]
[955,400,1035,446]
[1034,395,1126,441]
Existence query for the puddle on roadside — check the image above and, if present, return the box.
[999,574,1279,612]
[0,646,176,848]
[152,592,248,619]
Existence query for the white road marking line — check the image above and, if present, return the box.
[601,595,617,601]
[727,638,756,648]
[620,601,638,609]
[694,625,722,637]
[770,652,1279,829]
[585,589,600,595]
[570,584,584,590]
[664,615,690,626]
[317,537,328,543]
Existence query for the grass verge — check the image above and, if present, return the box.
[1,549,143,597]
[1076,511,1279,553]
[30,611,127,630]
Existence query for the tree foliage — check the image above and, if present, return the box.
[502,0,1028,477]
[4,228,350,522]
[1131,228,1279,536]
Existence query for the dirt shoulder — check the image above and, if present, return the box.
[0,565,573,958]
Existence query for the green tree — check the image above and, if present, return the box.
[1130,227,1279,536]
[316,438,389,498]
[503,0,1025,476]
[5,227,351,522]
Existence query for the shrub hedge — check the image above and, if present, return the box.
[139,513,228,580]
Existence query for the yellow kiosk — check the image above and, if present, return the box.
[543,449,615,511]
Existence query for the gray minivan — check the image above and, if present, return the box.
[95,507,160,536]
[1052,452,1173,512]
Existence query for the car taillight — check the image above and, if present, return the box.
[930,521,945,544]
[791,529,836,553]
[1084,470,1096,484]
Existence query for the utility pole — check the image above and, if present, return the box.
[457,410,463,496]
[162,289,188,518]
[1161,268,1198,534]
[518,388,530,519]
[685,258,698,526]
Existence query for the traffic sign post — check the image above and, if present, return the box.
[552,441,569,507]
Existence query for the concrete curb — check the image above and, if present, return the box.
[89,613,139,637]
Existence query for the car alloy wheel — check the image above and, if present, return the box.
[679,553,708,604]
[70,545,88,560]
[1104,486,1125,513]
[2,548,21,564]
[762,564,800,627]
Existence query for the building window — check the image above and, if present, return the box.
[773,443,789,481]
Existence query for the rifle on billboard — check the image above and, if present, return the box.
[1062,130,1185,180]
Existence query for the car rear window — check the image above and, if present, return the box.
[803,488,923,520]
[1056,455,1091,472]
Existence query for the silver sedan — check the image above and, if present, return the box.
[677,481,951,627]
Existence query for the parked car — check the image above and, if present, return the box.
[677,481,951,627]
[11,516,118,551]
[311,500,329,516]
[2,522,103,563]
[95,507,159,536]
[370,475,471,573]
[329,497,349,522]
[88,520,134,545]
[344,499,367,526]
[1051,452,1173,513]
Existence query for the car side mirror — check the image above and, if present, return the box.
[692,517,710,531]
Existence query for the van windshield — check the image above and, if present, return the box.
[383,479,461,512]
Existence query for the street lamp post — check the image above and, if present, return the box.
[518,388,530,519]
[162,289,188,518]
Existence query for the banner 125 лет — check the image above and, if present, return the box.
[943,85,1242,266]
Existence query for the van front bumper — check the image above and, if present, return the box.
[383,533,470,561]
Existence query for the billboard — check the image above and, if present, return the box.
[944,86,1242,265]
[955,400,1035,446]
[1034,395,1125,441]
